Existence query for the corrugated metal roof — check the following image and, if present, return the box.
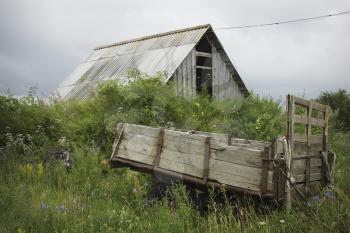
[56,24,210,100]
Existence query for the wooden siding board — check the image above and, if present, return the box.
[173,50,196,98]
[191,48,196,98]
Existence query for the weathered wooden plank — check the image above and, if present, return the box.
[305,157,311,194]
[164,129,208,142]
[212,46,219,98]
[261,147,270,194]
[292,114,325,127]
[193,131,270,148]
[223,142,266,150]
[191,49,196,98]
[110,124,124,159]
[182,54,188,97]
[307,103,313,147]
[186,52,193,98]
[210,144,263,168]
[123,123,161,138]
[153,128,164,167]
[294,133,323,144]
[118,141,156,161]
[160,148,204,166]
[203,137,211,183]
[292,157,322,167]
[159,157,203,178]
[209,169,261,192]
[267,171,274,193]
[293,143,323,155]
[209,165,274,192]
[118,139,155,155]
[196,65,212,70]
[323,106,329,151]
[293,96,327,112]
[117,149,155,165]
[163,139,205,155]
[192,131,230,145]
[286,94,295,211]
[230,138,270,147]
[163,134,204,147]
[195,51,212,58]
[178,60,183,96]
[209,159,268,183]
[272,159,287,199]
[122,132,157,145]
[154,167,205,185]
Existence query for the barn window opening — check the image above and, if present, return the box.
[195,36,212,97]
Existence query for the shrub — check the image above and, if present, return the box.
[317,89,350,132]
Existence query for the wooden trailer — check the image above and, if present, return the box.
[109,95,335,206]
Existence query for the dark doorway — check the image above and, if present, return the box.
[195,36,212,97]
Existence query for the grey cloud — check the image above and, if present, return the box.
[0,0,349,98]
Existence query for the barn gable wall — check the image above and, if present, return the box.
[171,35,244,100]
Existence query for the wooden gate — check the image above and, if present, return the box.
[286,94,330,201]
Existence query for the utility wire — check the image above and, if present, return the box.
[213,10,350,30]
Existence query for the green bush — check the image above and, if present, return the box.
[317,89,350,132]
[1,72,349,233]
[0,90,63,158]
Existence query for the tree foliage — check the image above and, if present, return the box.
[317,89,350,132]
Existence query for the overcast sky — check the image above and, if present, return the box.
[0,0,349,99]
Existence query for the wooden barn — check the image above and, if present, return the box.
[56,24,249,100]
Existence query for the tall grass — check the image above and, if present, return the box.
[0,74,349,232]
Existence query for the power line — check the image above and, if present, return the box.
[213,10,350,30]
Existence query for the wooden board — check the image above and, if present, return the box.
[122,123,161,138]
[114,123,161,165]
[291,157,322,173]
[294,173,321,183]
[193,131,230,145]
[159,157,204,178]
[157,129,208,178]
[210,143,264,168]
[208,159,273,192]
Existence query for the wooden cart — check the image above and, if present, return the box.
[109,95,335,207]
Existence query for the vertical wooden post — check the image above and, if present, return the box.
[227,134,232,146]
[305,102,312,195]
[305,157,311,195]
[110,124,125,160]
[286,94,294,212]
[307,102,313,147]
[203,137,211,184]
[323,106,329,151]
[153,128,164,168]
[192,49,197,99]
[321,106,329,186]
[261,146,270,194]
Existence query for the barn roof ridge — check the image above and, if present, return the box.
[56,24,249,100]
[94,24,211,51]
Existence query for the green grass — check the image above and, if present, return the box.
[0,76,349,232]
[0,133,349,233]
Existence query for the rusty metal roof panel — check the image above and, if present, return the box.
[56,44,196,100]
[56,25,209,100]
